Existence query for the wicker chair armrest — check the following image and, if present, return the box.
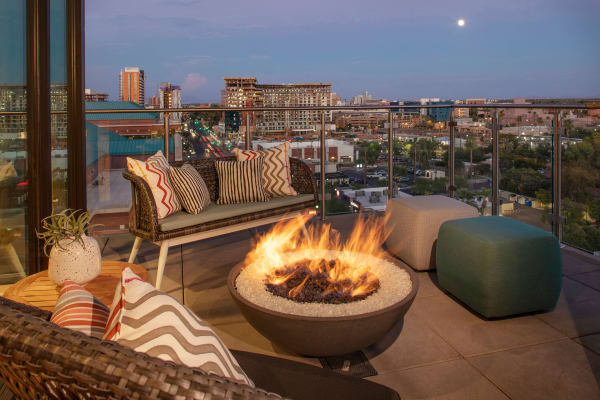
[0,297,285,399]
[289,157,317,198]
[0,296,52,320]
[122,170,160,241]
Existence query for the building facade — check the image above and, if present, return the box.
[258,83,332,134]
[86,101,161,137]
[119,67,145,105]
[0,85,27,139]
[427,101,454,122]
[351,91,372,105]
[158,82,182,121]
[85,89,108,102]
[222,77,333,135]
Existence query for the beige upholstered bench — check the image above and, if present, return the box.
[384,195,479,271]
[123,156,317,289]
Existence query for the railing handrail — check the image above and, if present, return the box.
[1,102,599,116]
[1,100,598,247]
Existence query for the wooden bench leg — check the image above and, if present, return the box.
[155,241,169,289]
[128,236,142,264]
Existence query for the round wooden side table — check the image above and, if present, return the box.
[3,261,147,312]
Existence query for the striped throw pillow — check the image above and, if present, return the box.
[51,280,110,339]
[215,158,269,205]
[168,164,211,214]
[127,150,181,219]
[235,143,297,197]
[104,268,253,387]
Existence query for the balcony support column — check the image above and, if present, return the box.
[552,111,562,240]
[66,0,86,210]
[448,110,455,198]
[492,111,499,216]
[320,111,326,221]
[245,113,251,150]
[163,114,169,158]
[388,111,393,199]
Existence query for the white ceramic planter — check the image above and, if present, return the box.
[48,235,101,285]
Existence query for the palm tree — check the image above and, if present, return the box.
[465,136,476,178]
[563,119,573,142]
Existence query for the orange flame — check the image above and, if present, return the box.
[244,213,390,301]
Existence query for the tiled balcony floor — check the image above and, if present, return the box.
[101,214,600,400]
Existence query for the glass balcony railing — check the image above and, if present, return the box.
[497,108,554,232]
[0,102,593,253]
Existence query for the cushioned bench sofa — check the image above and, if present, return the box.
[0,297,400,399]
[123,156,318,289]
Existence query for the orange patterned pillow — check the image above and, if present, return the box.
[51,280,110,339]
[127,150,181,219]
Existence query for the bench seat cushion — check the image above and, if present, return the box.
[159,194,315,232]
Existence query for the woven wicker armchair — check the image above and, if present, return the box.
[0,296,400,400]
[122,156,318,289]
[0,296,282,399]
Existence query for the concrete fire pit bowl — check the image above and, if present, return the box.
[227,254,419,357]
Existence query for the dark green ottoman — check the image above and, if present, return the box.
[436,216,562,318]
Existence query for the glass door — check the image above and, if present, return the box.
[0,1,28,283]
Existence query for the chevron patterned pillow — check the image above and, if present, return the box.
[235,143,297,197]
[169,164,211,214]
[104,268,253,386]
[127,150,181,219]
[51,280,110,339]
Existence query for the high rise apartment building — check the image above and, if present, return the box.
[259,83,332,134]
[351,91,372,105]
[0,85,27,138]
[158,82,182,121]
[222,77,332,135]
[221,77,263,108]
[119,67,145,104]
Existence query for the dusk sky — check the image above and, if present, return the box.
[85,0,600,103]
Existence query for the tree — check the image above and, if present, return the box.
[393,165,408,176]
[413,178,433,195]
[500,168,550,197]
[535,188,552,206]
[465,136,476,177]
[393,139,405,156]
[365,142,382,165]
[469,108,479,121]
[456,188,474,201]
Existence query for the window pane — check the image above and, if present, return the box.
[0,0,28,283]
[51,0,68,212]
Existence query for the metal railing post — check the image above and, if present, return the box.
[245,113,251,150]
[448,110,455,198]
[163,113,169,158]
[320,111,326,221]
[553,111,562,239]
[388,111,393,199]
[492,111,499,215]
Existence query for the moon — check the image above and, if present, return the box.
[457,19,466,27]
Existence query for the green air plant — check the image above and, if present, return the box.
[35,209,96,256]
